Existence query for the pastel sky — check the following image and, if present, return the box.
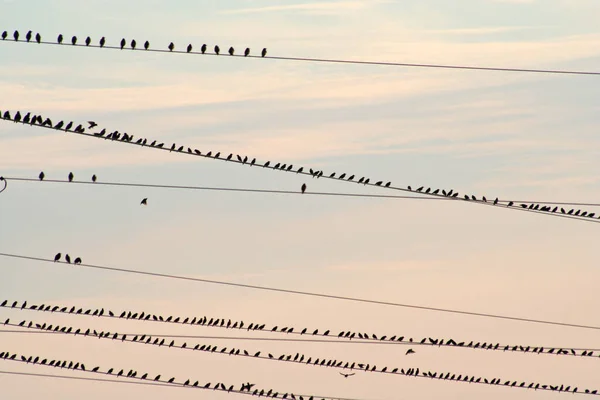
[1,0,600,399]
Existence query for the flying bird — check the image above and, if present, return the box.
[68,172,74,182]
[140,198,148,206]
[406,349,415,355]
[88,121,97,129]
[301,183,307,194]
[340,372,355,378]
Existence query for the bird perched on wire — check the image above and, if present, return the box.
[144,40,150,50]
[140,198,148,206]
[65,254,71,263]
[214,45,220,55]
[68,172,74,182]
[301,183,307,194]
[187,44,192,53]
[120,38,126,49]
[38,172,45,181]
[340,372,355,378]
[261,48,267,57]
[92,175,97,183]
[168,42,174,52]
[53,253,61,262]
[228,46,234,56]
[244,48,250,57]
[74,257,82,265]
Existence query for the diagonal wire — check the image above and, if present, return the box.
[2,35,600,76]
[2,252,600,331]
[2,113,599,225]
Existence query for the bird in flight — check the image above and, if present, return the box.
[140,198,148,205]
[301,183,307,194]
[340,372,355,378]
[406,348,415,355]
[88,121,97,129]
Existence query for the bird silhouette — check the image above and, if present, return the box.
[144,40,150,50]
[39,171,45,181]
[57,34,63,44]
[120,38,126,49]
[92,175,97,182]
[13,30,19,41]
[99,37,105,47]
[340,372,355,378]
[140,198,148,206]
[406,349,415,355]
[244,48,250,56]
[35,33,41,43]
[131,39,136,49]
[228,46,234,55]
[74,257,82,265]
[301,183,307,194]
[200,44,207,54]
[261,48,267,57]
[68,172,74,182]
[187,44,192,53]
[65,254,71,264]
[26,31,32,42]
[54,253,61,262]
[168,42,174,51]
[1,31,7,40]
[71,36,77,45]
[88,121,97,129]
[85,36,91,46]
[214,45,220,55]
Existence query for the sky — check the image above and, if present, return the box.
[1,0,600,399]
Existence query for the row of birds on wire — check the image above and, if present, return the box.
[3,299,597,360]
[2,109,599,221]
[0,351,317,400]
[1,29,268,57]
[0,321,594,396]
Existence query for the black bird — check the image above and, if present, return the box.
[88,121,97,129]
[120,38,126,49]
[35,33,41,43]
[140,198,148,206]
[228,46,234,55]
[340,372,355,378]
[54,253,61,262]
[168,42,174,51]
[201,44,207,53]
[71,36,77,45]
[187,44,192,53]
[301,183,307,194]
[85,36,91,46]
[1,31,7,40]
[26,31,32,42]
[14,111,21,123]
[406,348,415,355]
[57,34,63,44]
[65,254,71,263]
[74,257,82,265]
[13,30,19,41]
[39,171,45,181]
[214,45,220,55]
[144,40,149,50]
[92,174,97,182]
[68,172,74,182]
[244,48,250,56]
[131,39,136,49]
[99,37,105,47]
[261,48,267,57]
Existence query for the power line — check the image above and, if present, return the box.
[4,176,599,210]
[0,351,348,400]
[2,34,600,76]
[4,300,600,359]
[3,113,599,225]
[2,252,600,331]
